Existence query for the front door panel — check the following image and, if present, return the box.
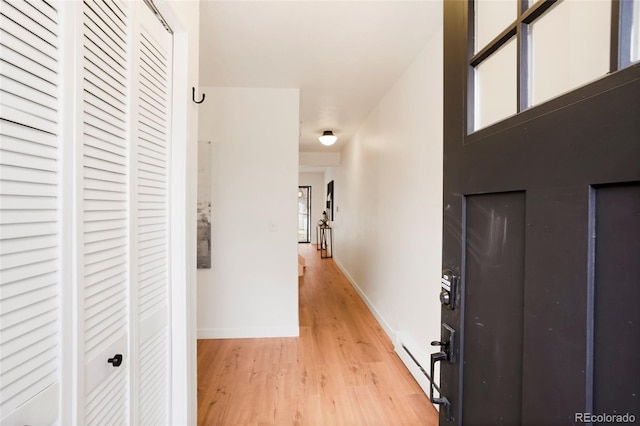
[593,184,640,416]
[463,192,525,425]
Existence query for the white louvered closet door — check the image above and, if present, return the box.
[81,0,130,424]
[0,0,61,424]
[132,3,172,425]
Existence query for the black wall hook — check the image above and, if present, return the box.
[192,87,205,104]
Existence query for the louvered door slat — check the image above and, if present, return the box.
[0,245,57,270]
[0,119,57,147]
[138,113,165,137]
[1,318,56,358]
[23,0,58,25]
[139,98,164,122]
[1,292,57,331]
[0,13,57,60]
[0,44,57,85]
[140,37,166,74]
[84,179,126,193]
[85,367,127,425]
[103,0,125,23]
[83,22,125,73]
[139,266,166,285]
[0,76,58,112]
[2,343,57,391]
[138,184,165,197]
[84,102,126,132]
[0,234,57,256]
[0,166,56,186]
[0,180,56,198]
[83,57,126,98]
[83,189,127,203]
[139,70,166,102]
[0,29,57,72]
[0,104,57,134]
[85,313,126,355]
[138,125,166,146]
[1,148,57,171]
[84,113,127,141]
[84,234,126,253]
[0,0,57,39]
[84,123,127,151]
[0,223,56,243]
[0,135,57,160]
[84,98,126,127]
[84,267,126,298]
[139,328,167,424]
[0,257,56,286]
[83,261,126,288]
[0,56,56,95]
[1,356,57,406]
[84,169,126,185]
[0,92,57,127]
[138,138,165,157]
[84,0,125,44]
[92,0,125,35]
[85,297,126,333]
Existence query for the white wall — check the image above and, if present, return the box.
[299,152,341,168]
[197,87,300,338]
[325,26,443,393]
[298,172,326,244]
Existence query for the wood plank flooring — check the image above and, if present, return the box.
[197,243,438,425]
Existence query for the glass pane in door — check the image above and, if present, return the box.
[632,0,640,63]
[475,38,518,130]
[529,0,611,106]
[475,0,517,52]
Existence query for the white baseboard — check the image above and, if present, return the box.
[197,326,299,339]
[332,258,397,341]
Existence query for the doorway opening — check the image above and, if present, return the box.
[298,186,311,243]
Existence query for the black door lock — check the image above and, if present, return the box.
[107,354,123,367]
[441,269,458,310]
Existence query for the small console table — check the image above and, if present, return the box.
[316,225,333,258]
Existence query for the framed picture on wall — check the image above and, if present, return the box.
[327,180,334,221]
[197,140,212,268]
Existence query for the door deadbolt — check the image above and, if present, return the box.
[439,289,450,305]
[441,269,458,310]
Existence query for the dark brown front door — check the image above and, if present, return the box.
[437,1,640,424]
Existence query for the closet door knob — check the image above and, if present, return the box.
[107,354,123,367]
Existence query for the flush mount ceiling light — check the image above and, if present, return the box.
[319,130,337,146]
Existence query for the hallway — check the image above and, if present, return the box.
[197,244,438,425]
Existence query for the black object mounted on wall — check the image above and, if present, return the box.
[192,87,205,104]
[327,180,334,221]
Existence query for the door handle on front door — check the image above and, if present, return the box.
[430,323,456,421]
[430,349,451,420]
[107,354,123,367]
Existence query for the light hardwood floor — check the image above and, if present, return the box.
[197,243,438,425]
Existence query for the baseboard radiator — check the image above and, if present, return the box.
[401,344,441,396]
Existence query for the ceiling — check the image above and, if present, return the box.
[199,1,442,153]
